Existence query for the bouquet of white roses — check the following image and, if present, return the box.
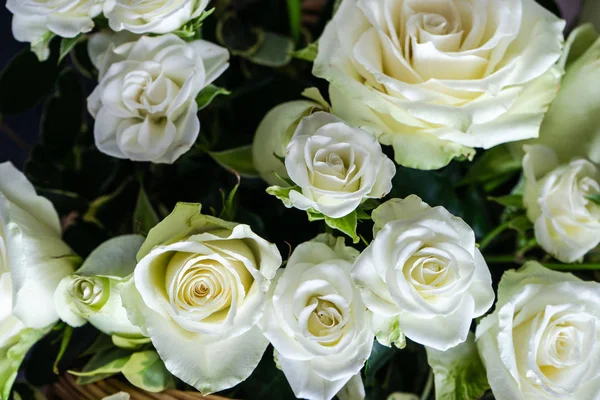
[1,0,600,399]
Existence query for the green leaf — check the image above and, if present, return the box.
[112,335,151,350]
[196,84,231,110]
[220,171,241,221]
[249,31,295,67]
[53,325,73,374]
[306,208,325,222]
[122,351,175,393]
[173,8,215,40]
[286,0,302,42]
[426,333,490,400]
[292,41,318,62]
[134,186,160,235]
[59,35,86,64]
[587,194,600,205]
[76,235,145,279]
[365,341,396,379]
[325,212,359,244]
[209,145,259,178]
[507,215,533,235]
[0,327,51,400]
[0,47,58,114]
[266,186,298,208]
[488,195,524,208]
[459,146,521,187]
[69,348,132,381]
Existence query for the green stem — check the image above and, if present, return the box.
[286,0,302,42]
[484,255,600,271]
[543,263,600,271]
[484,255,518,264]
[420,370,434,400]
[479,221,511,251]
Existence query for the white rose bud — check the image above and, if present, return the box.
[6,0,102,60]
[121,203,282,394]
[352,195,494,351]
[253,100,324,186]
[104,0,210,34]
[476,262,600,400]
[316,0,565,170]
[523,145,600,263]
[0,163,78,396]
[261,235,373,400]
[283,112,396,219]
[54,235,146,341]
[87,34,229,164]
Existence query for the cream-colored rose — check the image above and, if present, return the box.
[280,112,396,218]
[523,145,600,263]
[87,34,229,164]
[476,262,600,400]
[315,0,565,170]
[54,235,145,340]
[6,0,102,60]
[121,203,282,394]
[352,195,494,351]
[0,162,77,398]
[261,236,372,400]
[104,0,209,34]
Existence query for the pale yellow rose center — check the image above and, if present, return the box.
[70,276,110,313]
[165,239,256,322]
[404,247,459,298]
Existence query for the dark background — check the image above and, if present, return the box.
[0,5,35,168]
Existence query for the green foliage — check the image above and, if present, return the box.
[216,13,295,67]
[134,186,161,235]
[286,0,302,42]
[426,334,490,400]
[197,84,231,110]
[209,145,259,178]
[292,42,318,62]
[59,35,87,64]
[53,326,73,374]
[459,146,521,191]
[588,195,600,205]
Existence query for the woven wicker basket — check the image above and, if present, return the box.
[51,374,230,400]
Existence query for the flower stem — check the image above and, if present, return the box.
[543,263,600,271]
[479,221,511,250]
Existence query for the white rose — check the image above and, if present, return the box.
[0,163,77,397]
[6,0,102,60]
[0,162,77,329]
[282,112,396,219]
[104,0,209,34]
[476,262,600,400]
[523,145,600,263]
[121,203,282,394]
[88,30,140,80]
[261,235,373,400]
[315,0,565,170]
[87,34,229,164]
[54,235,145,340]
[352,195,494,351]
